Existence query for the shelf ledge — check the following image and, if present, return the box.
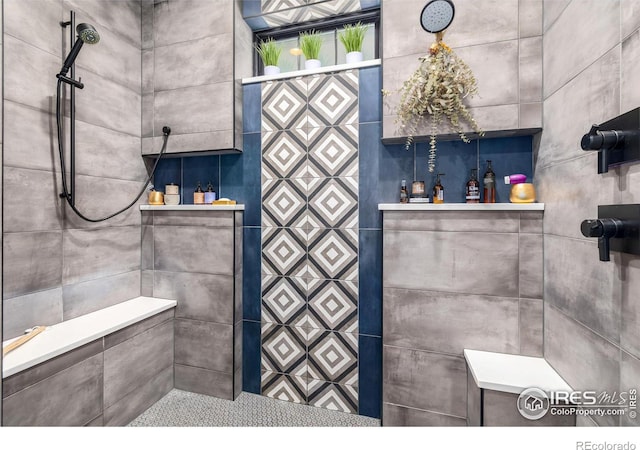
[378,203,544,211]
[242,59,381,85]
[140,204,245,211]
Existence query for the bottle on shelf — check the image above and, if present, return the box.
[204,181,217,203]
[483,160,496,203]
[466,169,480,203]
[400,179,409,204]
[433,173,445,204]
[194,181,205,204]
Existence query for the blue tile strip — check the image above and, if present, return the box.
[243,227,262,322]
[358,335,382,419]
[359,229,382,337]
[242,320,261,394]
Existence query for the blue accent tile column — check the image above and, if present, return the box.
[243,227,261,322]
[242,320,261,394]
[359,335,382,419]
[359,230,382,337]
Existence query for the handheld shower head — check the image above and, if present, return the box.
[58,23,100,77]
[77,23,100,44]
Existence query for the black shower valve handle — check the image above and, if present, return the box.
[580,218,624,262]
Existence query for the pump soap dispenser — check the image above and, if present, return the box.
[194,182,205,205]
[205,182,217,204]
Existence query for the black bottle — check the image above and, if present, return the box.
[483,160,496,203]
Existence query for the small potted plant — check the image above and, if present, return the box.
[257,38,282,76]
[339,22,368,64]
[300,30,323,70]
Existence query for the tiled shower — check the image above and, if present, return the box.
[1,0,640,433]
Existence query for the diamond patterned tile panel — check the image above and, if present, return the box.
[308,229,358,281]
[307,279,358,332]
[261,0,307,13]
[307,380,358,414]
[308,177,358,229]
[308,126,358,178]
[308,73,358,127]
[262,276,307,326]
[262,129,308,180]
[262,227,308,277]
[262,178,308,228]
[308,330,358,384]
[262,79,308,132]
[261,323,308,377]
[261,372,307,405]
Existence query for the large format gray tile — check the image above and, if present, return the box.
[104,366,173,426]
[538,47,620,168]
[2,354,103,426]
[75,69,141,137]
[3,101,59,172]
[383,346,467,418]
[153,82,233,136]
[545,235,621,344]
[103,319,174,408]
[74,120,146,181]
[141,270,154,297]
[174,364,233,400]
[621,254,640,360]
[544,304,620,426]
[174,318,234,373]
[2,340,102,399]
[142,0,153,49]
[152,211,234,227]
[4,0,63,56]
[141,225,153,270]
[483,389,575,426]
[3,231,63,299]
[519,36,543,103]
[382,403,466,427]
[519,102,543,129]
[63,175,144,229]
[73,10,141,91]
[622,30,640,115]
[62,270,140,320]
[3,34,62,113]
[154,34,233,91]
[104,309,174,350]
[153,271,234,324]
[3,288,64,340]
[154,225,234,275]
[543,0,619,98]
[455,40,519,108]
[153,0,232,47]
[519,233,543,299]
[63,0,142,49]
[3,167,62,232]
[382,211,519,233]
[383,230,519,297]
[520,212,543,234]
[62,226,140,285]
[543,0,571,32]
[383,288,520,356]
[537,155,618,240]
[519,0,543,37]
[620,351,640,427]
[519,299,543,356]
[142,130,235,155]
[622,0,640,39]
[142,49,154,94]
[467,367,481,426]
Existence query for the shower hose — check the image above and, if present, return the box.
[55,78,170,222]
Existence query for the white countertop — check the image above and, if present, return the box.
[140,204,245,211]
[464,349,572,395]
[379,203,544,211]
[2,296,177,378]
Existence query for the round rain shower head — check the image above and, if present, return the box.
[76,23,100,44]
[420,0,455,34]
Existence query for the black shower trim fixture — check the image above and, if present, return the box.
[581,107,640,174]
[56,11,173,223]
[580,204,640,262]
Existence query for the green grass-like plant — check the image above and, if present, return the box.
[299,31,323,60]
[339,22,368,53]
[256,38,282,67]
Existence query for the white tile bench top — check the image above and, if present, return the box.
[464,349,573,395]
[2,296,177,378]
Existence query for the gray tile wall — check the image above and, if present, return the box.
[2,309,174,426]
[2,0,144,340]
[538,0,640,428]
[142,210,243,401]
[381,211,544,426]
[381,0,543,139]
[142,0,252,155]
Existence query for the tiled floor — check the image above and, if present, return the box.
[128,390,380,427]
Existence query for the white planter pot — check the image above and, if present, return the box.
[304,59,321,70]
[345,51,363,64]
[263,65,280,76]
